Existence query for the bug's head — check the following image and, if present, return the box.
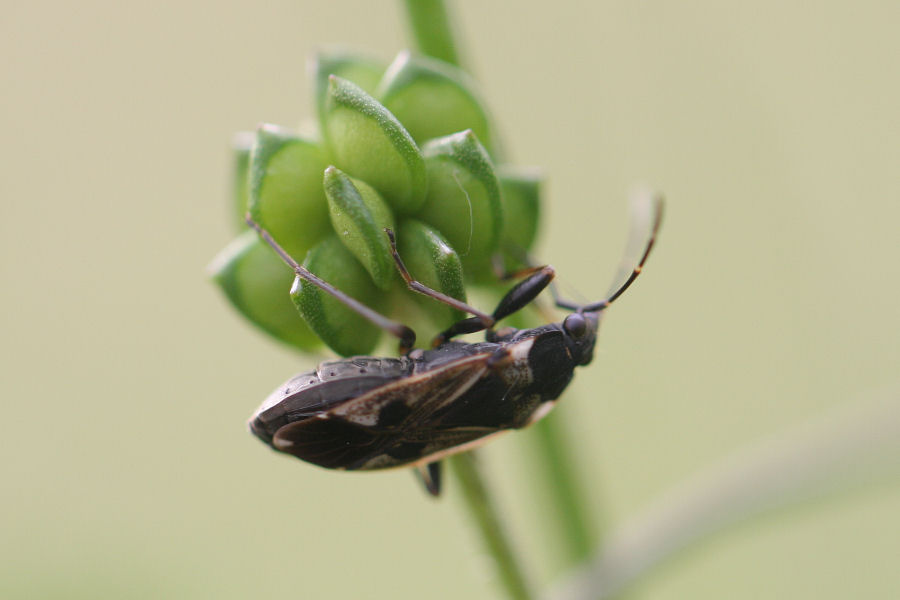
[560,311,601,366]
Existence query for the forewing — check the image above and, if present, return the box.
[272,417,382,469]
[354,425,501,471]
[329,354,491,431]
[271,354,493,471]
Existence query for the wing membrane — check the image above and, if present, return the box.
[273,417,381,469]
[330,354,491,430]
[272,354,495,470]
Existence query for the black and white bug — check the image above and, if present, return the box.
[246,194,663,495]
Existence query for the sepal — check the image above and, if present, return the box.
[210,231,321,351]
[396,219,467,327]
[291,235,386,356]
[248,124,331,259]
[416,130,503,278]
[323,166,396,290]
[377,51,493,153]
[323,76,427,214]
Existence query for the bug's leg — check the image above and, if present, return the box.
[492,248,580,312]
[491,265,556,322]
[547,282,583,312]
[492,188,664,314]
[247,216,417,353]
[385,229,495,329]
[433,264,557,345]
[386,228,556,344]
[491,252,549,282]
[414,461,442,497]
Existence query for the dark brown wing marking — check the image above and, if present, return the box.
[357,426,501,470]
[271,354,493,471]
[330,354,491,430]
[272,418,381,470]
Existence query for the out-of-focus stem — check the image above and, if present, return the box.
[402,0,463,67]
[531,411,597,563]
[547,391,900,600]
[450,453,535,600]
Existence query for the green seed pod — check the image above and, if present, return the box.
[323,75,427,215]
[312,51,386,136]
[210,230,321,351]
[416,130,503,278]
[231,132,254,231]
[498,166,542,269]
[248,125,331,260]
[323,166,396,290]
[291,234,385,356]
[377,51,493,153]
[396,219,466,327]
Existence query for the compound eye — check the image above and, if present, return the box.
[563,313,587,338]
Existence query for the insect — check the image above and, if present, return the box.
[246,193,663,495]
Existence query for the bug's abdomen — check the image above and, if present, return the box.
[248,357,412,445]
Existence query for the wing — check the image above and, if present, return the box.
[250,373,402,444]
[331,353,491,429]
[272,416,384,469]
[270,354,494,470]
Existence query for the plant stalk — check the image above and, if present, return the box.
[449,453,536,600]
[402,0,463,67]
[400,0,596,582]
[546,390,900,600]
[532,411,597,563]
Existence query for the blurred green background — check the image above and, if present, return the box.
[2,1,898,598]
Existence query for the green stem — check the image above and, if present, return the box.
[401,0,463,67]
[547,391,900,600]
[532,410,597,563]
[400,0,595,583]
[449,453,535,600]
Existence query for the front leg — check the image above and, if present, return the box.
[433,265,556,346]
